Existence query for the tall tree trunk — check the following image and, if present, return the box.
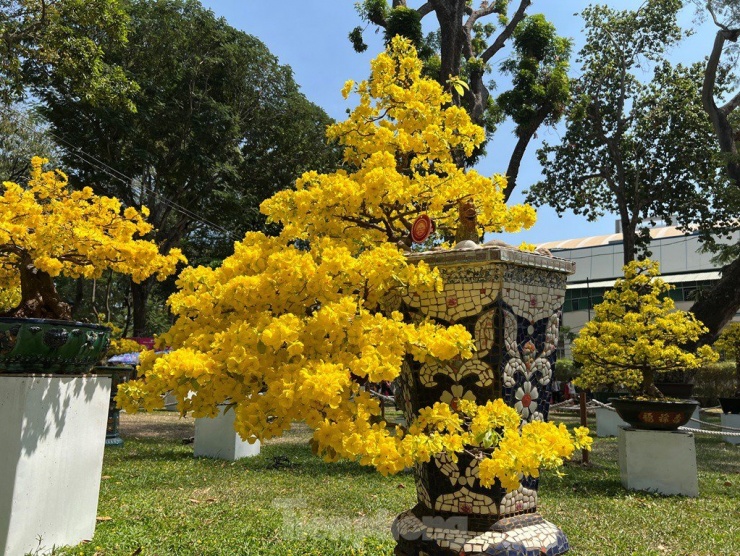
[131,278,152,337]
[432,1,466,93]
[689,255,740,346]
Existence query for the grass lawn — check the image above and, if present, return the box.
[49,411,739,556]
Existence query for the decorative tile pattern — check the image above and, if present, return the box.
[394,248,572,555]
[393,510,570,556]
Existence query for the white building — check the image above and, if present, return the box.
[537,224,740,356]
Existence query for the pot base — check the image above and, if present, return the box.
[393,508,569,556]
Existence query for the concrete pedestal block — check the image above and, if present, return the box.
[682,407,702,431]
[595,407,629,437]
[194,406,260,460]
[618,427,698,497]
[163,391,178,411]
[721,413,740,445]
[0,375,111,556]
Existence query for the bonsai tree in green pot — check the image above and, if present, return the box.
[572,259,718,429]
[0,157,186,372]
[715,322,740,413]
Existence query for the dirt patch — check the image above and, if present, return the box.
[118,411,319,445]
[120,411,195,442]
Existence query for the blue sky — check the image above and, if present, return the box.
[200,1,717,245]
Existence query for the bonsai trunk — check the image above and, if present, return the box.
[2,255,71,320]
[639,368,664,399]
[131,278,151,337]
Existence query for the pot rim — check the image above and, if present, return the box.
[0,317,109,331]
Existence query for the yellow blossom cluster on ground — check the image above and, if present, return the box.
[573,259,718,396]
[118,37,588,490]
[0,157,186,317]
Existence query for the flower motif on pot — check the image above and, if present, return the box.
[440,384,476,411]
[474,308,496,357]
[515,381,539,420]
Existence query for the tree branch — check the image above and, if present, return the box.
[479,0,531,63]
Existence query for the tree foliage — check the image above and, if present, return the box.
[0,106,60,183]
[0,0,136,107]
[118,38,590,489]
[351,0,572,198]
[714,321,740,392]
[35,0,339,334]
[0,157,185,319]
[573,260,718,397]
[527,1,722,266]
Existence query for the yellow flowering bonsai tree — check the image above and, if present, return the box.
[573,259,718,398]
[118,37,590,490]
[0,157,186,320]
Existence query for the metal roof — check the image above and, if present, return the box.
[566,270,722,289]
[537,226,690,250]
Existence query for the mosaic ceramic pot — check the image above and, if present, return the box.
[0,317,111,374]
[392,243,575,556]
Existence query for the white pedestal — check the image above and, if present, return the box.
[618,427,698,497]
[721,413,740,445]
[595,407,629,437]
[194,406,260,461]
[682,407,702,431]
[0,375,111,556]
[163,391,178,411]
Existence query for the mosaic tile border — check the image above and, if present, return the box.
[393,509,570,556]
[405,245,575,276]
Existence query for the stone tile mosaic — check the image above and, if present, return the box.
[393,509,570,556]
[393,250,572,555]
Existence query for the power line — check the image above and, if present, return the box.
[1,106,238,241]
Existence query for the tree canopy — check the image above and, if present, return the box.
[118,38,590,489]
[0,0,136,107]
[0,157,184,319]
[351,1,571,198]
[573,260,718,397]
[34,0,339,334]
[527,0,710,265]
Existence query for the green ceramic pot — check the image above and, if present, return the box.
[0,317,111,374]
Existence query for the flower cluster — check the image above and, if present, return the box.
[118,37,586,490]
[261,36,535,248]
[573,259,718,396]
[0,157,186,317]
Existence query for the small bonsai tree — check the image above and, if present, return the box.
[119,37,591,491]
[715,322,740,396]
[573,259,718,398]
[0,157,186,320]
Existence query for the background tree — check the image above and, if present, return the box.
[0,0,136,107]
[528,1,740,344]
[351,0,571,197]
[35,0,339,334]
[680,0,740,343]
[528,0,703,266]
[0,106,60,182]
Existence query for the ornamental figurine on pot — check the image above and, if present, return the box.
[572,259,718,430]
[0,157,186,373]
[119,37,591,556]
[714,323,740,414]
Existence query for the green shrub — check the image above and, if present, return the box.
[555,358,579,381]
[694,361,736,405]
